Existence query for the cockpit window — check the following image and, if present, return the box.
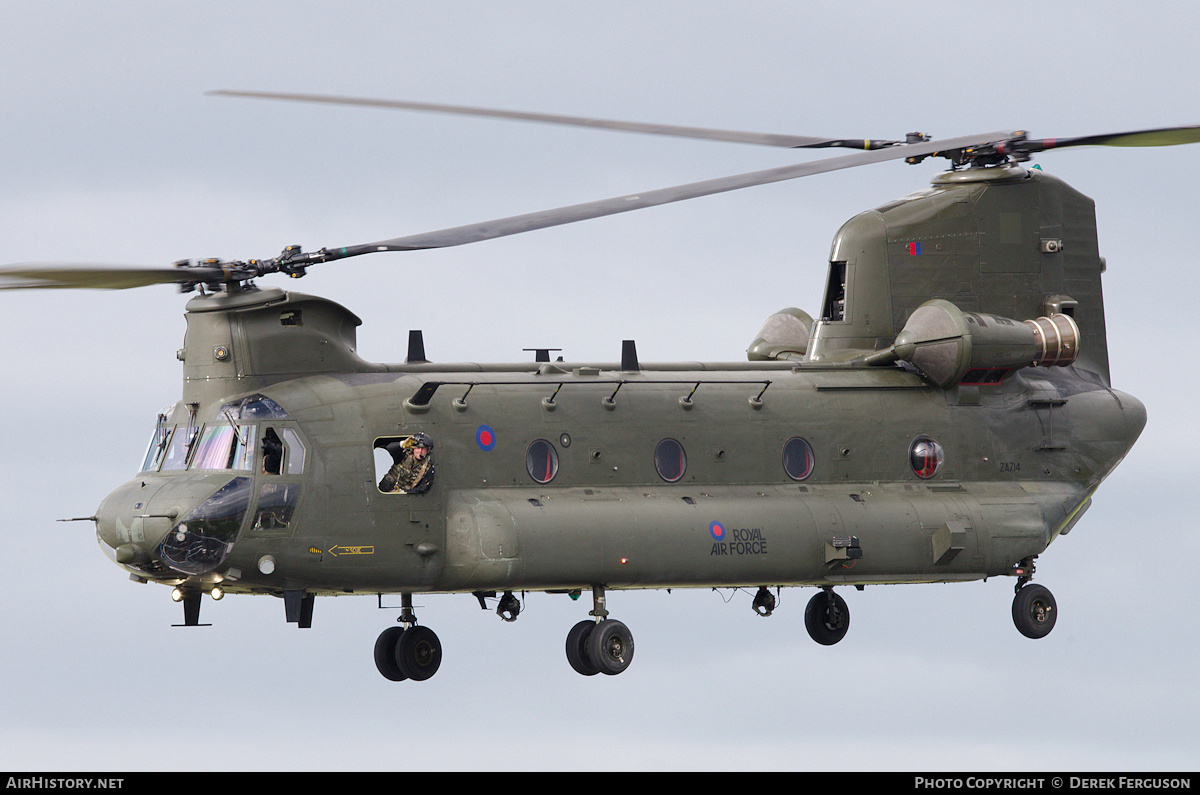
[222,394,290,420]
[161,426,197,471]
[262,426,305,475]
[251,483,301,535]
[191,423,256,471]
[141,418,172,473]
[157,477,252,575]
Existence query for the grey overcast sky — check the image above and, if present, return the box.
[0,1,1197,772]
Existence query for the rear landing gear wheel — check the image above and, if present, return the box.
[805,588,850,645]
[565,620,600,676]
[566,585,636,676]
[1012,583,1056,639]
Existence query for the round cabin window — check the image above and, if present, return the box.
[910,436,944,479]
[782,437,815,481]
[654,438,687,483]
[526,439,559,484]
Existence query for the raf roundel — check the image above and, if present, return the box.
[476,425,496,451]
[710,521,725,540]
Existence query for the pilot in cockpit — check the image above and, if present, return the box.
[261,428,284,475]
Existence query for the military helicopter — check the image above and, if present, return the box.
[3,90,1195,682]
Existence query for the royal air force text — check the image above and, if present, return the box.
[710,527,767,556]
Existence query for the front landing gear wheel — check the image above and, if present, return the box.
[374,625,444,681]
[565,620,600,676]
[1012,584,1057,639]
[586,619,635,675]
[396,625,443,680]
[805,588,850,645]
[374,627,408,681]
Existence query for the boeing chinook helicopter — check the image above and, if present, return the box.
[3,90,1194,682]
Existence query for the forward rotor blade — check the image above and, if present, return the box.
[0,266,188,290]
[345,130,1016,252]
[209,89,896,151]
[0,264,235,290]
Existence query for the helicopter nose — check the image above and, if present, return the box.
[94,474,253,575]
[95,479,178,568]
[97,475,255,576]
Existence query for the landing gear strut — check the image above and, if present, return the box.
[804,587,850,645]
[565,585,635,676]
[373,593,443,681]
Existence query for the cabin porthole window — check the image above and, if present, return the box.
[654,438,687,483]
[910,436,944,479]
[526,439,560,484]
[782,437,815,481]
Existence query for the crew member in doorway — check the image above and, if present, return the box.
[376,432,435,494]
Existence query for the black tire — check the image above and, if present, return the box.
[585,619,635,676]
[565,620,600,676]
[1012,584,1057,639]
[396,625,443,681]
[804,589,850,646]
[374,626,408,681]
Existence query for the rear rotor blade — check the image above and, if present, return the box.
[347,130,1016,252]
[1027,125,1200,152]
[209,89,899,151]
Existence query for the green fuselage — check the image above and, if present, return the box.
[95,324,1145,599]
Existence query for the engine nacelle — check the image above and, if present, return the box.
[747,307,814,361]
[866,298,1079,388]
